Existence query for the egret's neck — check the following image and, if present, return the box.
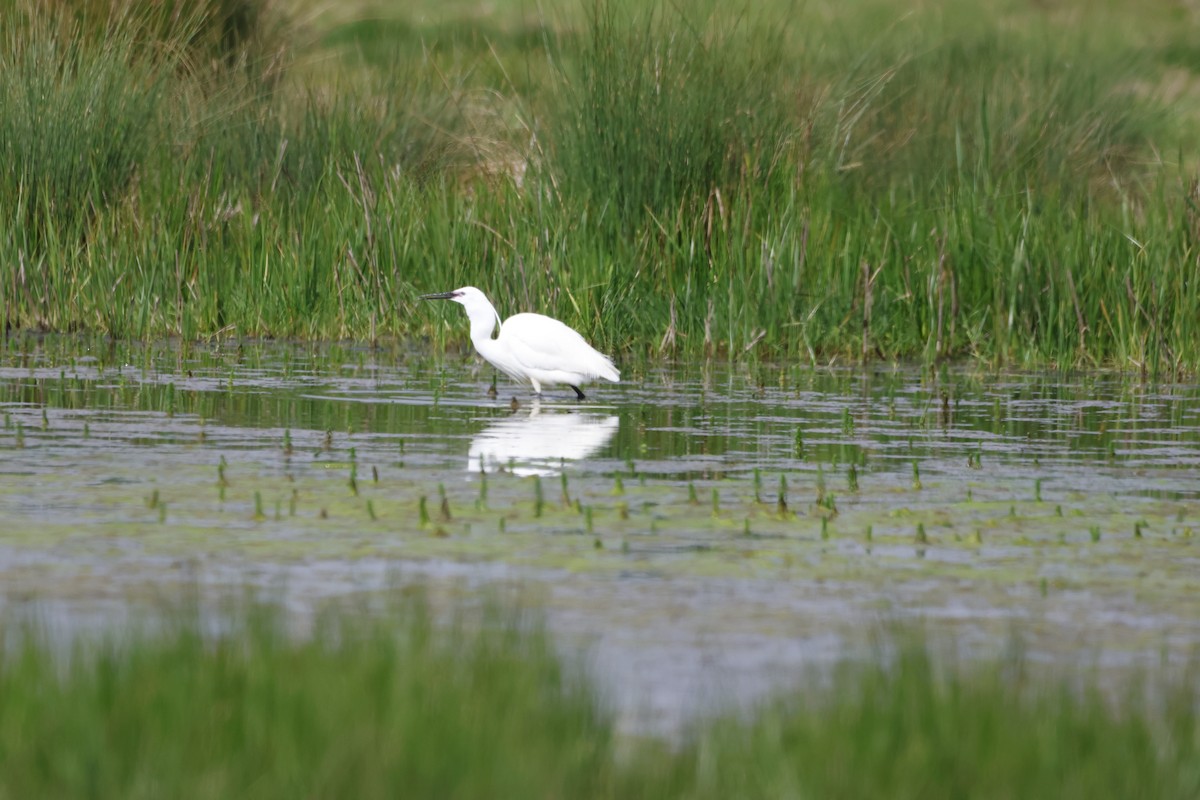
[464,302,502,350]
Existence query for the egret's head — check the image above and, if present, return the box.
[420,286,486,308]
[419,287,500,330]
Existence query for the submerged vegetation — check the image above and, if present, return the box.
[0,597,1196,799]
[1,0,1199,369]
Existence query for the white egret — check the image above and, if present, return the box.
[420,286,620,399]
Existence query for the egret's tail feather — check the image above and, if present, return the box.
[597,358,620,383]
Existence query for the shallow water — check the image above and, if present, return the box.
[1,337,1198,734]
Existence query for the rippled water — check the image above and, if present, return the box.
[1,337,1198,734]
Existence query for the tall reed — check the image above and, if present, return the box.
[0,0,1196,371]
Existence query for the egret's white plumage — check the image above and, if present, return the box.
[420,286,619,399]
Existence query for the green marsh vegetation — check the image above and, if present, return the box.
[0,597,1197,799]
[0,0,1198,370]
[3,5,1199,784]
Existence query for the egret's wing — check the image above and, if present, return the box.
[500,313,619,380]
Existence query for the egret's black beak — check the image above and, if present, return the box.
[420,291,459,301]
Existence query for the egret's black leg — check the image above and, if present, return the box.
[570,385,586,400]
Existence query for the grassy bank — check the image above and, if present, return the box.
[1,0,1199,371]
[0,597,1195,798]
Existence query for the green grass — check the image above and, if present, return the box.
[0,597,617,799]
[1,0,1200,371]
[670,641,1200,799]
[0,597,1195,798]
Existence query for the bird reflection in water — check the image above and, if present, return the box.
[467,400,619,477]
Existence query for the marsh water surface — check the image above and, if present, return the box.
[1,338,1198,734]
